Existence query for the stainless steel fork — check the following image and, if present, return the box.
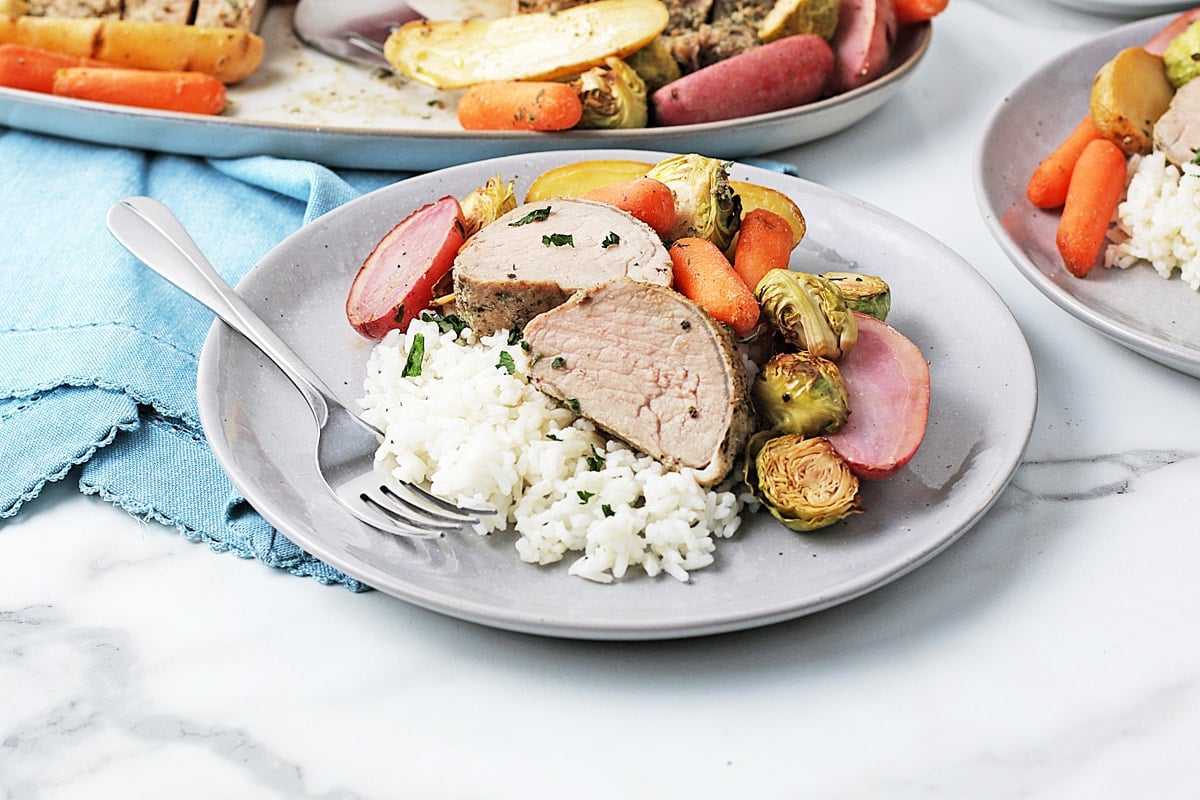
[106,196,492,539]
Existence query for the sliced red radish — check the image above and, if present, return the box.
[826,311,929,480]
[346,196,466,339]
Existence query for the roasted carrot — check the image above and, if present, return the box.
[0,43,113,93]
[582,176,676,236]
[732,207,795,291]
[668,237,760,337]
[456,80,583,131]
[51,66,226,114]
[1026,114,1105,209]
[1055,138,1127,278]
[894,0,949,24]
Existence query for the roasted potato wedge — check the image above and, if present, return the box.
[383,0,670,90]
[525,158,807,247]
[0,15,264,83]
[759,0,840,42]
[1089,46,1175,156]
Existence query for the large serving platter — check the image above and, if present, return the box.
[0,6,932,171]
[977,13,1200,378]
[197,148,1036,640]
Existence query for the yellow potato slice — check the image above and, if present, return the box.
[0,15,265,83]
[384,0,670,90]
[1089,46,1174,156]
[525,158,807,247]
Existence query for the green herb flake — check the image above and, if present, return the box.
[507,327,523,346]
[496,351,516,375]
[401,333,426,378]
[542,233,574,247]
[585,446,605,472]
[601,231,620,248]
[546,432,561,441]
[420,311,469,336]
[509,206,551,226]
[565,398,581,415]
[577,490,595,504]
[551,356,565,369]
[602,504,614,518]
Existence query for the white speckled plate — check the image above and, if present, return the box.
[0,6,931,171]
[976,14,1200,378]
[197,149,1036,640]
[1044,0,1194,17]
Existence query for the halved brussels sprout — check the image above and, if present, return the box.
[755,269,857,359]
[753,351,849,437]
[744,431,862,532]
[645,153,742,250]
[625,36,681,93]
[460,175,517,237]
[573,57,649,129]
[820,271,891,321]
[1164,20,1200,88]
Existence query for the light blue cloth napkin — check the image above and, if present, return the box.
[0,130,403,590]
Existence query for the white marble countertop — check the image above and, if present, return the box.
[6,1,1200,796]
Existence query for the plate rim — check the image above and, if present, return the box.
[198,147,1037,640]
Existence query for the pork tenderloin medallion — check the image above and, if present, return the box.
[523,278,754,487]
[452,198,673,336]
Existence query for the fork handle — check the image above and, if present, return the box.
[106,196,339,428]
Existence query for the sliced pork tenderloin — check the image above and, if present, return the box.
[453,198,673,336]
[523,278,754,487]
[1154,76,1200,167]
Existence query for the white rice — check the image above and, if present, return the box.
[1104,150,1200,290]
[357,316,748,583]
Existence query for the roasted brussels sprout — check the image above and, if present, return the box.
[1164,21,1200,87]
[625,36,682,93]
[460,175,517,238]
[755,269,858,359]
[744,431,862,532]
[758,0,840,42]
[753,351,849,437]
[573,57,649,129]
[820,271,891,321]
[645,153,742,250]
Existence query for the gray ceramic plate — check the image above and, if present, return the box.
[1044,0,1193,16]
[0,6,931,172]
[196,149,1036,640]
[976,14,1200,378]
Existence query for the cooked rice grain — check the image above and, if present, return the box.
[1105,151,1200,290]
[358,317,747,583]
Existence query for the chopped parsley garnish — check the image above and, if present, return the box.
[541,233,574,247]
[550,356,565,369]
[510,206,551,226]
[401,333,425,378]
[496,351,516,375]
[602,504,614,518]
[507,327,523,346]
[565,398,581,415]
[601,231,620,248]
[420,310,469,336]
[586,445,605,472]
[577,490,595,504]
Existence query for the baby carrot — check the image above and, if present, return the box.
[732,207,794,291]
[668,237,760,337]
[894,0,949,24]
[0,43,112,93]
[1055,138,1127,278]
[457,80,583,131]
[1027,114,1104,209]
[51,67,226,114]
[582,176,676,237]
